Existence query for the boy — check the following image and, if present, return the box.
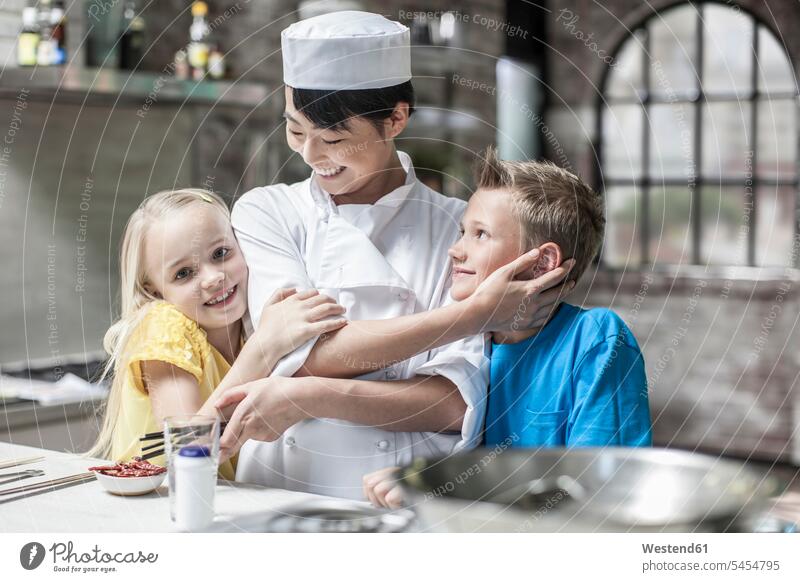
[363,147,652,508]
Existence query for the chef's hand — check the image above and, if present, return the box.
[363,466,405,509]
[468,249,576,333]
[257,288,348,358]
[214,376,311,462]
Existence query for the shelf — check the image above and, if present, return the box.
[0,398,101,432]
[0,66,272,109]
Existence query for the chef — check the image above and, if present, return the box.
[217,10,568,499]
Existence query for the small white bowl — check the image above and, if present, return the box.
[94,471,167,496]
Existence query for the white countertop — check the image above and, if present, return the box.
[0,441,355,533]
[4,441,797,533]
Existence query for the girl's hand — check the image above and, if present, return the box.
[467,250,576,333]
[257,288,348,358]
[197,385,239,421]
[363,466,405,509]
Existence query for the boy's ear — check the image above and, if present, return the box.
[533,242,563,276]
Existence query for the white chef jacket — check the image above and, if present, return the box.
[230,151,489,499]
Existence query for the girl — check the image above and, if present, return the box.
[85,188,347,479]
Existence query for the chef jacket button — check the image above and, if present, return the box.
[398,291,410,302]
[386,369,398,380]
[285,436,296,448]
[376,439,390,451]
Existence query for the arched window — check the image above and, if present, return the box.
[599,2,798,269]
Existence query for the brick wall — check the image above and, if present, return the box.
[573,270,800,463]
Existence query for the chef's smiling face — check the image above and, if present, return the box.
[448,188,527,301]
[283,86,407,197]
[142,203,248,331]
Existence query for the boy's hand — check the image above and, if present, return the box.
[257,288,348,358]
[363,466,405,509]
[469,249,576,333]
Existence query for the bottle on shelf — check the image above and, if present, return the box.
[36,0,57,66]
[174,48,190,80]
[119,0,146,70]
[50,0,66,65]
[205,9,225,80]
[187,1,210,81]
[17,5,40,67]
[207,42,225,80]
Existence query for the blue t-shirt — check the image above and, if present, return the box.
[484,303,652,448]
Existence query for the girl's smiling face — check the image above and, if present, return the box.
[283,86,406,198]
[448,188,527,301]
[142,203,248,331]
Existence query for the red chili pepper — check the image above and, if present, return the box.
[89,457,167,477]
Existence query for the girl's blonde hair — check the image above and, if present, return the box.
[85,188,231,460]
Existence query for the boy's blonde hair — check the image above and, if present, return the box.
[85,188,230,460]
[474,146,605,283]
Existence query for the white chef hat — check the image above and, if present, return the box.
[281,10,412,90]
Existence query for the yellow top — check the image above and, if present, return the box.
[111,301,238,480]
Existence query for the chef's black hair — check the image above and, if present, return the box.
[291,81,415,134]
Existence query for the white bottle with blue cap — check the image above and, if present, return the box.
[174,445,216,531]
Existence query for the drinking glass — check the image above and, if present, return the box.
[163,415,220,521]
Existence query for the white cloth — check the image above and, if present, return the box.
[231,152,489,499]
[281,10,412,90]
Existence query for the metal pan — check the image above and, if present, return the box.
[398,447,785,532]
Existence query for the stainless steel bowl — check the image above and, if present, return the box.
[262,499,415,533]
[217,499,416,533]
[398,447,785,532]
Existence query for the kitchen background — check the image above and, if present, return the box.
[0,0,797,468]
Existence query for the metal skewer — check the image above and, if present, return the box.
[0,469,45,486]
[0,456,45,470]
[0,472,96,497]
